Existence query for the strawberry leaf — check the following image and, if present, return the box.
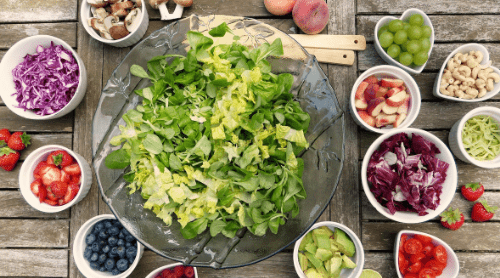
[465,182,482,191]
[20,133,31,147]
[53,154,63,166]
[0,147,16,156]
[480,200,498,213]
[0,140,5,146]
[440,207,462,224]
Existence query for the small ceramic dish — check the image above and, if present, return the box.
[73,214,145,278]
[19,145,92,213]
[0,35,87,120]
[448,106,500,168]
[293,221,364,278]
[349,65,421,134]
[374,8,435,75]
[361,128,457,223]
[80,0,149,47]
[395,230,459,278]
[145,263,199,278]
[433,43,500,102]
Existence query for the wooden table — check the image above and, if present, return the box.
[1,0,500,277]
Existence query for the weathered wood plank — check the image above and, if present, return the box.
[357,0,500,14]
[362,222,500,251]
[0,0,77,23]
[0,219,69,248]
[0,191,70,218]
[358,15,500,43]
[19,133,73,160]
[0,164,21,189]
[0,107,73,132]
[358,43,500,71]
[0,249,68,277]
[0,23,77,49]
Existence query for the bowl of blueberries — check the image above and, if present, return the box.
[73,214,144,277]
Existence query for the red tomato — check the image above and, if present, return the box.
[425,260,446,275]
[407,261,422,273]
[421,244,434,257]
[410,253,426,263]
[405,238,424,255]
[418,268,436,278]
[432,245,448,264]
[400,234,409,252]
[414,235,433,245]
[404,274,418,278]
[399,252,409,275]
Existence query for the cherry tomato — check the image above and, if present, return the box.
[418,268,436,278]
[404,274,418,278]
[400,234,409,252]
[425,260,446,275]
[407,261,422,273]
[421,244,434,257]
[432,245,448,264]
[405,238,424,255]
[414,234,433,245]
[410,252,426,263]
[399,252,409,275]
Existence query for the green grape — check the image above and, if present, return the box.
[389,19,404,33]
[379,32,394,48]
[399,52,413,66]
[387,44,401,58]
[407,40,421,54]
[419,38,431,52]
[403,22,411,31]
[421,25,432,38]
[401,41,409,52]
[414,51,429,66]
[393,30,408,45]
[408,26,422,40]
[378,25,390,38]
[409,14,424,26]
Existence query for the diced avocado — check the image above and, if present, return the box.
[317,266,330,278]
[313,227,333,237]
[305,242,317,255]
[315,233,331,250]
[305,251,324,270]
[299,252,309,271]
[315,248,333,261]
[318,226,334,237]
[333,228,356,257]
[329,238,340,252]
[328,256,343,275]
[341,254,356,269]
[331,267,342,278]
[299,232,313,251]
[304,268,324,278]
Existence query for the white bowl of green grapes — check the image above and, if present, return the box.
[374,8,434,75]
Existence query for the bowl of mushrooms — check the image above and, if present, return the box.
[433,43,500,102]
[81,0,149,48]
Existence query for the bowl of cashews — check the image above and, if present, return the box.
[433,43,500,102]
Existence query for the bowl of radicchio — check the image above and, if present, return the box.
[361,128,457,223]
[0,35,87,120]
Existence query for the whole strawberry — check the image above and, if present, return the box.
[440,207,464,230]
[471,200,498,222]
[0,129,11,146]
[461,182,484,201]
[8,132,31,151]
[0,147,20,171]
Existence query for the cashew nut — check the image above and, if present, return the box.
[464,77,475,86]
[478,88,487,98]
[473,51,484,63]
[443,69,453,80]
[466,56,479,68]
[478,68,494,80]
[458,65,472,77]
[476,78,486,89]
[440,85,452,96]
[472,66,481,79]
[487,72,500,83]
[452,68,467,81]
[447,59,459,71]
[454,53,465,64]
[447,85,459,96]
[486,78,495,91]
[466,87,479,98]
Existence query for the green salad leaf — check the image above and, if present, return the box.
[106,22,311,239]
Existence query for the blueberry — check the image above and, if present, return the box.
[99,266,107,272]
[114,221,123,229]
[108,226,120,236]
[111,268,121,275]
[98,230,109,239]
[108,236,118,246]
[91,242,101,253]
[90,262,100,270]
[102,245,111,253]
[128,256,135,264]
[125,246,137,259]
[92,222,105,234]
[105,258,115,270]
[109,246,119,258]
[85,233,97,245]
[117,239,125,246]
[98,253,107,265]
[90,252,99,262]
[116,246,126,258]
[125,235,135,242]
[125,242,132,248]
[122,229,131,237]
[104,221,113,229]
[118,231,125,239]
[84,246,93,260]
[116,258,129,272]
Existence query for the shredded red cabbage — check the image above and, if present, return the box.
[367,133,449,216]
[11,42,79,116]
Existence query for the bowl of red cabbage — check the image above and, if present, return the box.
[0,35,87,120]
[361,128,457,223]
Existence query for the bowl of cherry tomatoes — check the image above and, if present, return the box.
[395,230,459,278]
[145,262,198,278]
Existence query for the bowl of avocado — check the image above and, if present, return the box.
[293,221,364,278]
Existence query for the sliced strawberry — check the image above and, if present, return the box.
[58,199,65,206]
[60,170,71,183]
[70,174,81,184]
[48,181,68,198]
[43,199,58,206]
[38,185,47,203]
[34,161,48,176]
[34,174,41,180]
[39,164,57,176]
[63,163,81,176]
[30,179,43,196]
[62,183,80,204]
[46,186,59,201]
[41,166,62,187]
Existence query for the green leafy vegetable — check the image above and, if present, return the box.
[462,115,500,160]
[106,22,310,239]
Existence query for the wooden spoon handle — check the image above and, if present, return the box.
[304,48,355,65]
[291,34,366,51]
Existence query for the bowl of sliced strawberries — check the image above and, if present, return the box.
[350,65,421,134]
[19,145,92,213]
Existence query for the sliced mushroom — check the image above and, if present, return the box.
[88,18,104,31]
[94,7,109,19]
[104,15,120,31]
[125,8,142,32]
[87,0,107,8]
[111,1,134,17]
[173,0,192,7]
[132,0,142,7]
[109,23,130,40]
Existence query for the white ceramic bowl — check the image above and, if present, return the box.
[349,65,421,134]
[0,35,87,120]
[145,263,199,278]
[80,1,149,47]
[433,43,500,102]
[395,230,459,278]
[374,8,435,75]
[73,214,145,278]
[19,145,92,213]
[361,128,458,223]
[449,106,500,168]
[293,221,364,278]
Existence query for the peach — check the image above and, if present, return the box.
[363,75,379,85]
[355,81,369,100]
[382,104,398,115]
[264,0,297,16]
[380,78,404,88]
[292,0,329,35]
[386,87,402,98]
[386,90,407,107]
[375,113,397,128]
[394,113,407,128]
[364,83,380,102]
[375,87,389,98]
[366,97,385,117]
[355,98,368,110]
[397,95,411,114]
[358,111,376,127]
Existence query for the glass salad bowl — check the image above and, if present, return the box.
[91,15,345,269]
